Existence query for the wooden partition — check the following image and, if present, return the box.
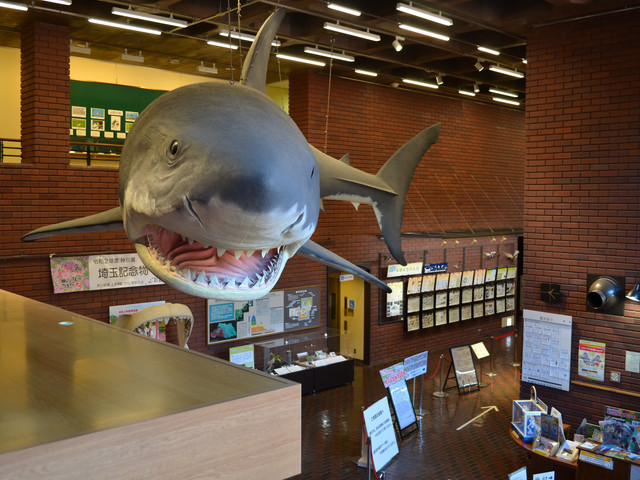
[0,290,300,479]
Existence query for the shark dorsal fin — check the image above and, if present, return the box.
[240,8,286,92]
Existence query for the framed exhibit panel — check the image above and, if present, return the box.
[406,296,420,313]
[422,293,435,310]
[485,284,495,300]
[461,304,472,321]
[435,273,450,291]
[448,272,462,289]
[449,344,480,390]
[474,269,486,285]
[485,268,497,282]
[461,288,473,304]
[461,270,475,287]
[473,286,485,302]
[407,276,422,294]
[496,298,506,314]
[449,289,460,306]
[496,282,506,297]
[406,314,420,332]
[387,380,418,438]
[435,309,447,326]
[435,291,448,309]
[422,311,434,328]
[485,300,495,316]
[421,275,436,292]
[473,302,484,319]
[448,307,460,323]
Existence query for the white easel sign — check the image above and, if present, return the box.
[363,397,399,472]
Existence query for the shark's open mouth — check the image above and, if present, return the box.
[138,225,287,293]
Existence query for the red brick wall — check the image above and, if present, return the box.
[0,22,525,368]
[521,10,640,427]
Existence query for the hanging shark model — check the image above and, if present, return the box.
[22,8,440,301]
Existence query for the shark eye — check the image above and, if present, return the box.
[167,140,180,164]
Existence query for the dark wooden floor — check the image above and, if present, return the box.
[293,336,529,479]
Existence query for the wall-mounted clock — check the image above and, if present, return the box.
[540,283,561,303]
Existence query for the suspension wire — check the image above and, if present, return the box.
[452,173,493,234]
[226,0,235,83]
[414,186,447,236]
[504,176,525,212]
[470,174,510,233]
[435,173,478,234]
[405,195,430,234]
[323,35,336,153]
[493,175,519,234]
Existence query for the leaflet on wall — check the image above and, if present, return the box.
[578,340,606,381]
[50,253,163,293]
[521,309,572,391]
[386,281,404,317]
[207,286,320,344]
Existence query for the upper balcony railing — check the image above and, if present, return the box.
[0,138,123,167]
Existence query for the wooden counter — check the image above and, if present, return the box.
[0,290,301,479]
[510,429,577,480]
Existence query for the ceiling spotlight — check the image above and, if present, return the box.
[304,46,355,62]
[112,6,188,28]
[276,53,326,67]
[0,0,28,9]
[477,45,500,56]
[489,65,524,78]
[489,87,518,98]
[207,40,238,50]
[89,18,161,35]
[323,21,381,41]
[474,58,484,71]
[327,2,361,16]
[198,61,218,74]
[399,23,449,42]
[396,2,453,26]
[121,49,144,63]
[435,73,443,85]
[522,58,528,64]
[474,82,480,93]
[392,36,404,52]
[402,78,439,89]
[390,82,400,88]
[355,69,378,77]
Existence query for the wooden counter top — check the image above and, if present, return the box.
[0,290,300,479]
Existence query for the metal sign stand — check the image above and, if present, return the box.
[412,375,427,417]
[485,336,498,378]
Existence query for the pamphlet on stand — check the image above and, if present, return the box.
[387,379,419,438]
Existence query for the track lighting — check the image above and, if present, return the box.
[399,24,450,42]
[402,78,438,89]
[474,82,480,93]
[489,65,524,78]
[89,18,161,35]
[323,21,381,41]
[392,36,404,52]
[435,73,443,85]
[396,2,453,26]
[276,54,325,67]
[327,3,361,16]
[474,59,484,71]
[112,6,187,28]
[304,46,355,62]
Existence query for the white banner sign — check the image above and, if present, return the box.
[363,397,399,472]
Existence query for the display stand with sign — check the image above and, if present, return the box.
[471,341,490,387]
[387,379,419,439]
[361,397,399,477]
[403,350,429,417]
[444,344,480,395]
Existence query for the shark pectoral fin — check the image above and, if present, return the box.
[374,123,441,265]
[21,206,124,242]
[298,240,391,293]
[240,8,287,92]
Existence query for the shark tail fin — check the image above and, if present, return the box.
[373,123,441,265]
[240,8,287,92]
[22,207,124,242]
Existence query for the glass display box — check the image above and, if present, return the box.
[511,387,548,443]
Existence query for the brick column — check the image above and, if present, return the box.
[21,22,70,165]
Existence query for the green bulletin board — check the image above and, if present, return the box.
[69,80,166,145]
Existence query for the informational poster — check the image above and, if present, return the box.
[450,345,479,388]
[363,397,399,472]
[229,345,255,369]
[50,253,162,293]
[207,286,320,344]
[626,351,640,373]
[471,342,490,360]
[404,351,428,379]
[386,281,404,317]
[521,309,572,391]
[388,380,417,430]
[379,362,407,388]
[578,340,606,381]
[387,262,423,277]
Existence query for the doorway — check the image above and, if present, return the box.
[328,267,370,362]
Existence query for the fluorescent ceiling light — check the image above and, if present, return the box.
[459,90,476,97]
[493,97,520,106]
[0,1,28,11]
[112,7,187,28]
[489,65,524,78]
[396,3,453,26]
[121,49,144,63]
[276,54,325,67]
[219,29,281,47]
[327,3,361,16]
[477,45,500,55]
[89,18,162,35]
[399,24,450,42]
[43,0,71,5]
[207,40,238,50]
[70,41,91,55]
[402,78,438,89]
[323,22,381,41]
[355,69,377,77]
[198,62,218,74]
[488,88,518,98]
[304,46,354,62]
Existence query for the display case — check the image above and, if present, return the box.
[511,387,548,443]
[252,328,354,395]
